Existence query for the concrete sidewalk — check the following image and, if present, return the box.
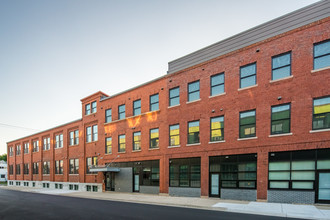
[2,186,330,220]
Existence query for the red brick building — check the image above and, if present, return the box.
[7,1,330,204]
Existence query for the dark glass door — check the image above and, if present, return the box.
[105,172,115,191]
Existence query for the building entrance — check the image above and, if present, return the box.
[105,172,115,191]
[317,172,330,203]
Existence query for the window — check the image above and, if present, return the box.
[150,128,159,149]
[16,164,21,175]
[69,159,79,174]
[43,161,50,174]
[210,73,225,96]
[118,104,125,120]
[150,94,159,111]
[86,125,98,142]
[314,40,330,70]
[133,132,141,151]
[85,104,91,115]
[268,149,330,190]
[313,96,330,130]
[210,154,257,189]
[105,108,112,123]
[239,110,256,138]
[55,160,63,174]
[169,87,180,106]
[188,81,200,102]
[272,52,291,80]
[43,137,50,150]
[16,145,21,155]
[9,165,13,175]
[271,104,291,135]
[24,143,29,154]
[86,157,98,174]
[33,162,39,174]
[240,63,256,88]
[69,130,79,146]
[92,125,98,141]
[86,127,92,142]
[210,116,224,141]
[133,100,141,116]
[169,124,180,146]
[188,121,200,144]
[23,164,29,175]
[91,101,97,113]
[170,157,201,188]
[9,147,13,156]
[55,134,63,148]
[105,137,112,154]
[118,134,126,152]
[32,140,39,152]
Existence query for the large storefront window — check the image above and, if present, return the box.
[112,160,159,186]
[169,157,201,188]
[268,149,330,190]
[210,154,257,189]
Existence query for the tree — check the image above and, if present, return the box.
[0,154,7,162]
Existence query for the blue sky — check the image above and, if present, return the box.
[0,0,319,154]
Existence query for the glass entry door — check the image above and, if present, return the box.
[317,172,330,203]
[105,172,115,191]
[134,174,140,192]
[210,173,220,197]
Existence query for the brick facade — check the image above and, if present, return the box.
[7,8,330,203]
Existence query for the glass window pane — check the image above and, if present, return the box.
[272,104,290,120]
[188,81,199,92]
[317,160,330,169]
[211,84,224,96]
[272,53,290,69]
[269,171,290,180]
[314,55,330,69]
[170,97,179,106]
[240,64,256,77]
[241,75,256,88]
[170,87,179,97]
[269,181,289,189]
[239,181,255,188]
[188,91,200,102]
[269,162,290,171]
[272,66,291,80]
[291,161,315,170]
[291,171,315,180]
[292,181,314,189]
[211,74,224,86]
[315,41,330,57]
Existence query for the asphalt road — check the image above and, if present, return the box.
[0,188,299,220]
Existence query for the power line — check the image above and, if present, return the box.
[0,123,39,131]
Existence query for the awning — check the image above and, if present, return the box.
[89,165,120,172]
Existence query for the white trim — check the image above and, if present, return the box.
[269,133,293,137]
[209,92,226,99]
[269,75,293,83]
[311,66,330,73]
[186,99,201,104]
[237,137,258,141]
[168,145,180,148]
[238,84,258,91]
[132,150,141,152]
[168,104,180,109]
[309,128,330,133]
[208,140,226,144]
[148,147,160,151]
[186,143,201,146]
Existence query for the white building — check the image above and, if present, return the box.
[0,160,7,182]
